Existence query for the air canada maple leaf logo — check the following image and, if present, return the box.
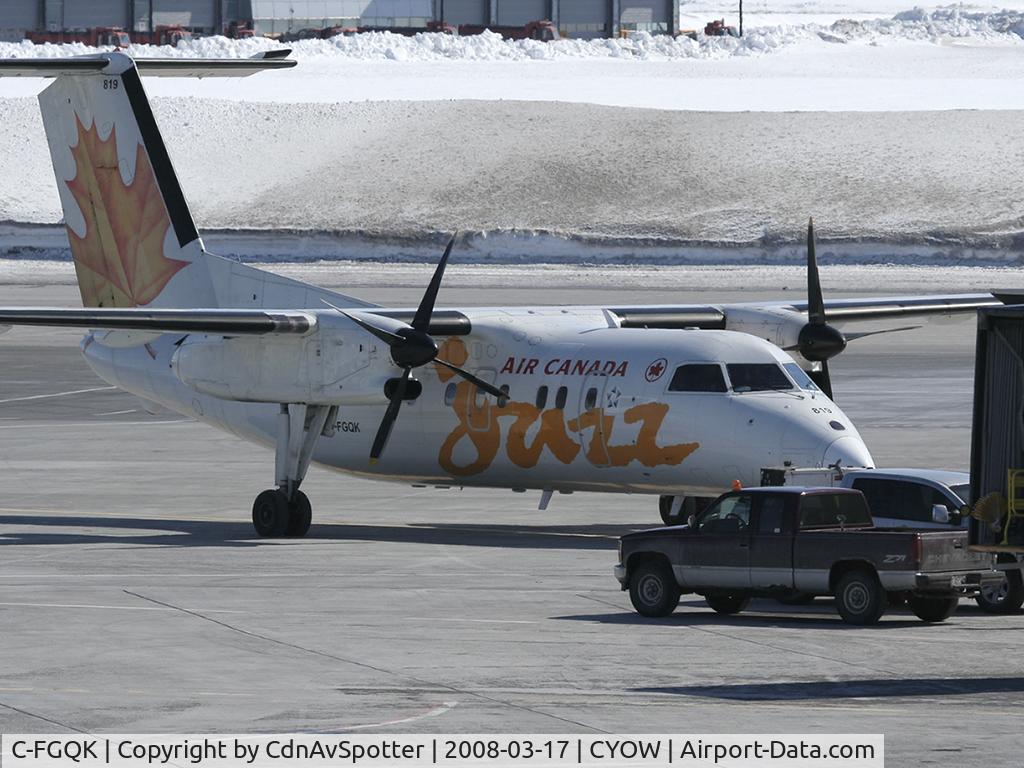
[65,116,188,308]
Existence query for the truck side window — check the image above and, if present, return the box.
[698,494,751,533]
[852,478,935,524]
[757,497,787,534]
[668,363,727,393]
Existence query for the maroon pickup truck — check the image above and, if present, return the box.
[615,487,1000,625]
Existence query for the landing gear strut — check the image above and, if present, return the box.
[252,403,332,538]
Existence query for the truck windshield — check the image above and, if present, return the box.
[799,493,872,528]
[727,363,793,392]
[950,483,972,506]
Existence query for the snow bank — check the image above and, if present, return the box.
[2,99,1022,257]
[0,8,1021,63]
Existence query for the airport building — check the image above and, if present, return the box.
[0,0,681,40]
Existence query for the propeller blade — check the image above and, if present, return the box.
[370,369,410,461]
[806,217,826,326]
[808,360,834,400]
[412,233,457,332]
[845,325,921,342]
[434,358,507,400]
[341,311,404,347]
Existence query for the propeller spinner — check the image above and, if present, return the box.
[341,235,507,461]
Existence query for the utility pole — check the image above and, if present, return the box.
[739,0,743,35]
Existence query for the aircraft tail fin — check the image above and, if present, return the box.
[0,52,294,309]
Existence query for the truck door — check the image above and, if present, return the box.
[684,493,752,589]
[747,495,795,589]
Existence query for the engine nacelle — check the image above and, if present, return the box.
[723,306,812,364]
[171,314,391,404]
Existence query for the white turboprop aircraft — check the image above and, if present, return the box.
[0,52,1006,537]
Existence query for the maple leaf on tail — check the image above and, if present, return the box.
[64,115,188,308]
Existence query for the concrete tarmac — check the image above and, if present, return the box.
[2,268,1024,765]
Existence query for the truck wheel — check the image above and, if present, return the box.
[908,595,959,623]
[629,561,681,617]
[705,594,750,615]
[975,560,1024,614]
[835,569,886,625]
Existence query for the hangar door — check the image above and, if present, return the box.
[496,0,547,26]
[153,0,216,29]
[0,0,39,32]
[559,0,609,38]
[442,0,487,25]
[62,0,129,29]
[620,0,670,33]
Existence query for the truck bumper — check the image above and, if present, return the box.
[614,564,628,589]
[912,570,1002,595]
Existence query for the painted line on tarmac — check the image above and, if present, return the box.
[408,617,539,624]
[0,386,115,404]
[95,409,137,416]
[0,419,189,429]
[0,601,245,614]
[344,701,458,730]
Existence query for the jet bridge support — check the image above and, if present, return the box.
[252,403,332,538]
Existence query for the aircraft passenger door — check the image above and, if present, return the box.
[577,372,612,467]
[468,367,498,433]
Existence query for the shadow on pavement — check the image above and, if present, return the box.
[554,610,926,629]
[0,514,636,550]
[636,676,1024,700]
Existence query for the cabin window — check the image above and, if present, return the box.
[536,385,548,409]
[784,362,820,391]
[668,363,727,393]
[726,363,793,392]
[585,387,598,409]
[555,386,568,409]
[443,382,457,406]
[498,384,510,407]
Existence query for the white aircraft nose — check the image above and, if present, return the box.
[824,435,874,469]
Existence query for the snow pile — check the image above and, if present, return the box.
[0,8,1021,63]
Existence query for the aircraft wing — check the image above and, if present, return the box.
[0,308,317,335]
[605,292,1008,329]
[0,307,473,337]
[773,293,1004,322]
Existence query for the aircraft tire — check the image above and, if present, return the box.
[286,491,312,538]
[252,489,290,537]
[835,569,886,625]
[907,595,959,623]
[629,560,681,617]
[658,495,683,525]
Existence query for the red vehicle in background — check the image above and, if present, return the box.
[458,19,559,40]
[27,26,130,47]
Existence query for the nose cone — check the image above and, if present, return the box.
[824,435,874,469]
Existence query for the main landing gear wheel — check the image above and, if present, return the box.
[252,489,312,538]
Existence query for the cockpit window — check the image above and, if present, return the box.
[784,362,820,391]
[726,363,793,392]
[668,363,727,393]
